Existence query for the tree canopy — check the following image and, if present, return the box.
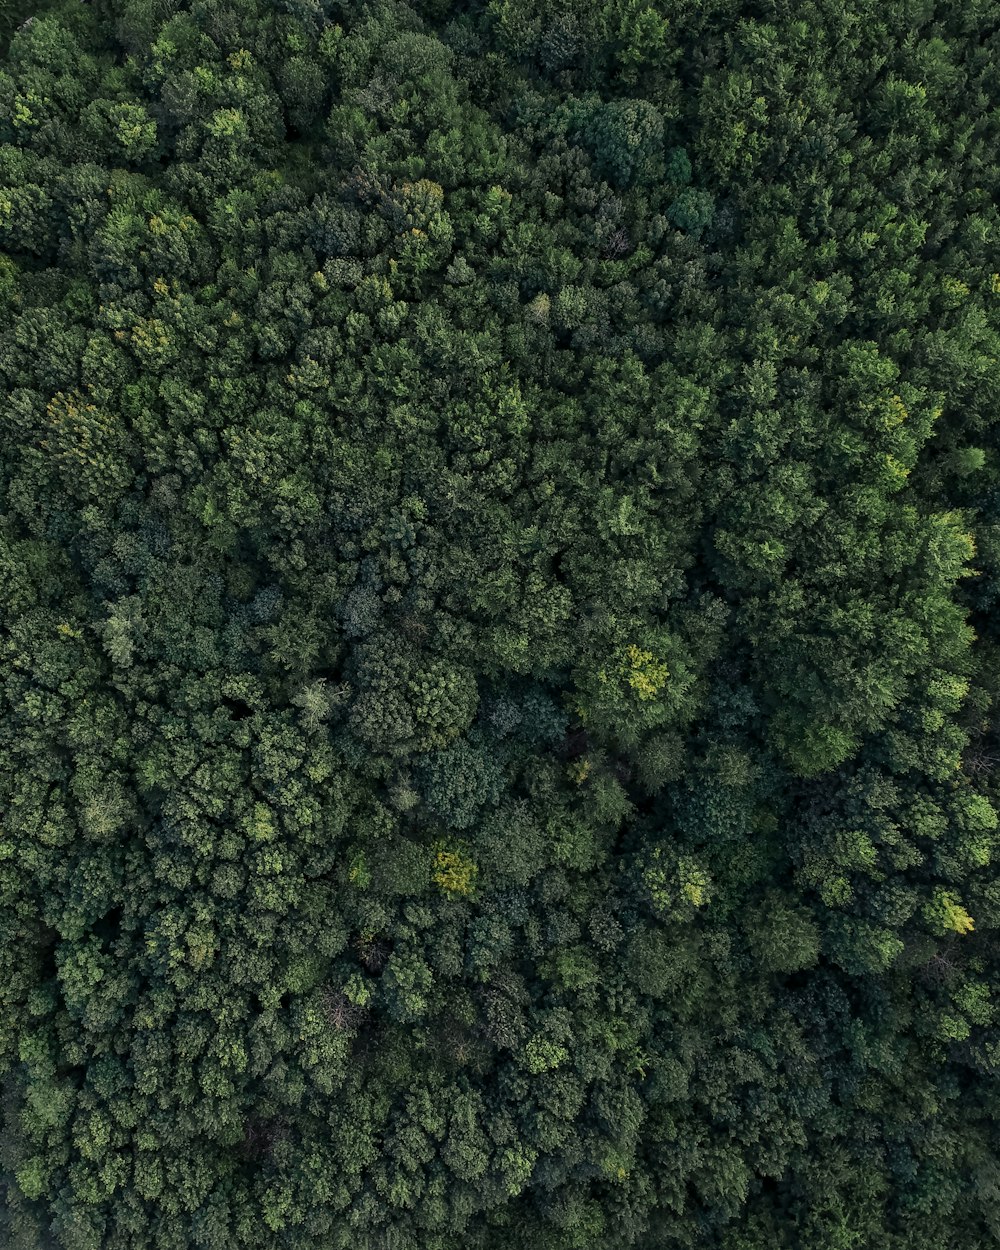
[1,1,1000,1248]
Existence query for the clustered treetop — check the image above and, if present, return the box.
[1,1,999,1248]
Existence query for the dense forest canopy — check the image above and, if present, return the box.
[1,0,999,1247]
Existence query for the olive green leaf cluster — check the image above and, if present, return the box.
[1,1,999,1248]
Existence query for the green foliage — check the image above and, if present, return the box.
[1,1,1000,1249]
[745,893,821,975]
